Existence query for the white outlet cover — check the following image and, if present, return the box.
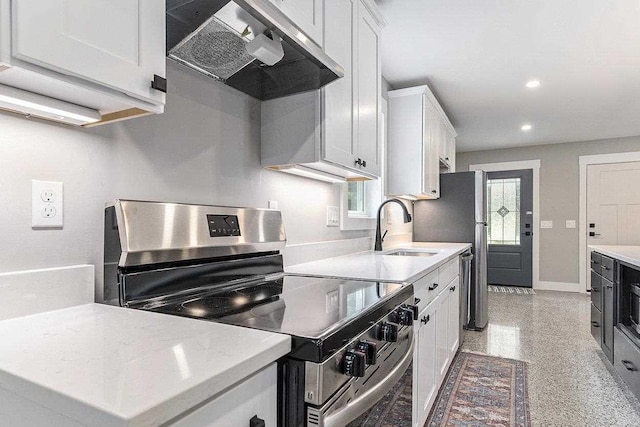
[566,220,576,229]
[32,180,63,228]
[540,220,553,229]
[268,200,279,210]
[326,205,339,227]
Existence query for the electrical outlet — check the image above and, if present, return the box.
[268,200,279,210]
[540,220,553,229]
[566,220,576,229]
[326,205,339,227]
[32,180,63,228]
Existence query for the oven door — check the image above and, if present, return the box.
[307,330,414,427]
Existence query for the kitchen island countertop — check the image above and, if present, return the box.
[590,245,640,269]
[286,242,472,283]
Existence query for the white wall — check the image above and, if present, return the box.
[1,62,381,300]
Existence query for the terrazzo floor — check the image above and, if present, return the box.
[462,290,640,426]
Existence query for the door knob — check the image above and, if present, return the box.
[522,231,532,236]
[589,232,601,237]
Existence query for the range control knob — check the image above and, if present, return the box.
[357,340,378,365]
[343,350,366,377]
[377,322,398,343]
[395,307,415,326]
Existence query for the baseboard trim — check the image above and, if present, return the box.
[535,281,583,293]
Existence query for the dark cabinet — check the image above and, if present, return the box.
[614,328,640,399]
[602,277,615,362]
[590,252,614,363]
[591,270,602,311]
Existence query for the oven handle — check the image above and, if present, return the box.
[323,337,414,427]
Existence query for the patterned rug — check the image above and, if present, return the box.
[426,352,531,427]
[489,285,536,295]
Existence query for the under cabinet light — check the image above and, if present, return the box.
[521,124,532,131]
[0,84,101,126]
[525,80,541,88]
[268,165,346,183]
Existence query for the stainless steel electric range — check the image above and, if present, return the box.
[104,200,415,427]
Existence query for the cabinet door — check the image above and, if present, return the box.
[602,278,615,362]
[435,290,450,383]
[322,0,356,168]
[447,132,456,172]
[448,277,460,355]
[422,100,440,198]
[414,303,437,427]
[353,1,381,177]
[11,0,165,105]
[275,0,323,47]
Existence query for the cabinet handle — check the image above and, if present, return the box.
[414,298,421,304]
[354,158,366,167]
[591,260,599,265]
[591,321,600,327]
[428,283,439,291]
[431,190,437,194]
[603,266,611,271]
[445,157,450,161]
[151,75,167,93]
[421,315,430,324]
[592,288,600,292]
[450,286,456,292]
[622,360,637,372]
[250,415,266,427]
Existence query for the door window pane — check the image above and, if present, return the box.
[488,178,521,245]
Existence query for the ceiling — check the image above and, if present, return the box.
[376,0,640,152]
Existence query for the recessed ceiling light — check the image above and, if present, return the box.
[521,124,532,131]
[525,80,541,88]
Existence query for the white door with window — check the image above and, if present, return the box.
[587,162,640,288]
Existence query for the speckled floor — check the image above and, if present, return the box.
[462,290,640,426]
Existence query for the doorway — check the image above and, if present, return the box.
[586,161,640,289]
[486,169,534,287]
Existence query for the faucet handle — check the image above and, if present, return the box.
[382,230,388,242]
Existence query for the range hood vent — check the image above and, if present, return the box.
[167,0,344,100]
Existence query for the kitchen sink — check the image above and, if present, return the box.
[385,249,439,257]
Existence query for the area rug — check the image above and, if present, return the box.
[426,352,531,427]
[489,285,536,295]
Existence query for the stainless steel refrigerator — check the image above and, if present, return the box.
[413,171,488,331]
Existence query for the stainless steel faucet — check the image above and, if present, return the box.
[374,199,412,251]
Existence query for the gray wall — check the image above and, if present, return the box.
[457,136,640,284]
[0,61,378,300]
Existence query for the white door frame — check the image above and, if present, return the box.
[579,151,640,292]
[469,160,541,289]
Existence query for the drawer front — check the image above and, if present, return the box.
[591,270,602,311]
[414,269,439,313]
[614,328,640,400]
[591,304,602,347]
[438,257,459,290]
[601,255,615,282]
[590,252,602,273]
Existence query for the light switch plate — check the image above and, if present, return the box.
[540,220,553,229]
[268,200,278,210]
[32,180,63,228]
[326,206,339,227]
[566,220,576,229]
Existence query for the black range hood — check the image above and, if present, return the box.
[166,0,344,100]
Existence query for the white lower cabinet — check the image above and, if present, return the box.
[171,364,277,427]
[435,287,450,383]
[413,301,438,427]
[412,256,461,426]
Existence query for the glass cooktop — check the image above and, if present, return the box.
[144,275,407,339]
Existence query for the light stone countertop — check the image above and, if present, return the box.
[590,245,640,269]
[0,303,290,427]
[286,242,472,283]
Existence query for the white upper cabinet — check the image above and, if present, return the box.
[271,0,324,47]
[0,0,165,126]
[387,84,456,199]
[261,0,385,182]
[354,0,382,177]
